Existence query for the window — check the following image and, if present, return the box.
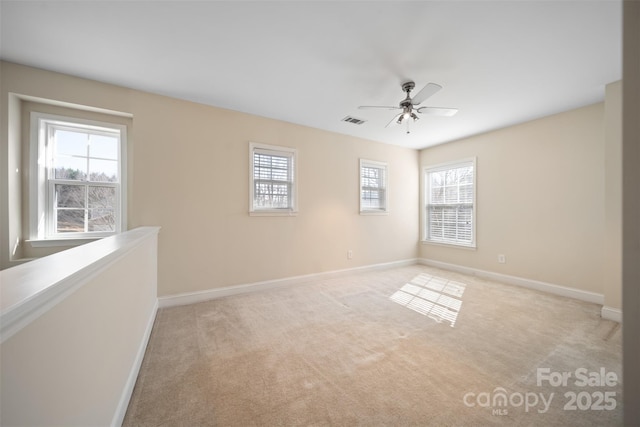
[424,159,476,247]
[30,113,127,241]
[249,142,297,215]
[360,159,388,213]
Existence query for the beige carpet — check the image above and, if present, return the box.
[124,265,622,426]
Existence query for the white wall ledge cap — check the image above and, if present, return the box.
[0,226,160,343]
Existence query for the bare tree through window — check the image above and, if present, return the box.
[48,123,120,234]
[250,143,297,214]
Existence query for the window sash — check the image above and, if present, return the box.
[31,112,126,240]
[360,160,387,213]
[250,143,297,213]
[424,160,475,247]
[427,204,473,245]
[48,180,119,235]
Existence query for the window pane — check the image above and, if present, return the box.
[252,149,294,210]
[363,171,383,188]
[55,130,87,156]
[459,184,473,203]
[444,185,459,203]
[255,153,271,167]
[430,186,444,204]
[254,154,291,182]
[429,206,444,239]
[88,186,116,209]
[431,171,445,188]
[54,156,87,180]
[445,169,459,185]
[360,162,387,212]
[271,166,289,181]
[57,209,85,233]
[56,184,85,208]
[271,156,289,180]
[89,134,118,160]
[362,189,385,209]
[362,166,381,187]
[89,159,118,182]
[442,207,458,239]
[362,189,378,201]
[254,182,290,208]
[255,166,271,180]
[458,207,473,242]
[89,209,115,232]
[459,167,473,184]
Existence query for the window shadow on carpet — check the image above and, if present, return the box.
[390,273,466,327]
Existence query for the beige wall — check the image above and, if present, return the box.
[420,103,610,296]
[132,90,419,296]
[0,61,419,297]
[0,61,623,304]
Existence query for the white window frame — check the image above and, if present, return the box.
[249,142,298,216]
[359,159,388,214]
[423,158,476,248]
[29,112,127,243]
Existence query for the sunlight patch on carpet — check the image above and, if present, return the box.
[390,273,466,327]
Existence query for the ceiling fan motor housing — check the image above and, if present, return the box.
[400,81,416,111]
[401,81,416,93]
[400,81,416,108]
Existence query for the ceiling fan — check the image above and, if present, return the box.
[358,81,458,133]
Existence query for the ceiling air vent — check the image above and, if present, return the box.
[342,116,366,125]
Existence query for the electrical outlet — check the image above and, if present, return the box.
[348,250,353,259]
[498,254,506,264]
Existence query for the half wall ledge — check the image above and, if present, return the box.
[0,226,161,343]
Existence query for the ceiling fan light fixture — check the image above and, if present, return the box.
[359,80,457,133]
[397,108,419,125]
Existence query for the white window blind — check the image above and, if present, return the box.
[250,143,297,214]
[425,160,475,247]
[360,159,387,213]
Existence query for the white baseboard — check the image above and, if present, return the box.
[111,299,158,427]
[601,306,623,323]
[418,258,605,305]
[158,258,418,308]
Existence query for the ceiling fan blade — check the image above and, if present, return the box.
[358,105,401,110]
[385,113,402,128]
[417,107,458,117]
[411,83,442,105]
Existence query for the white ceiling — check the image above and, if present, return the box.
[0,1,622,149]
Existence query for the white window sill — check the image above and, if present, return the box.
[421,240,477,250]
[249,210,298,217]
[26,237,105,248]
[360,210,389,216]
